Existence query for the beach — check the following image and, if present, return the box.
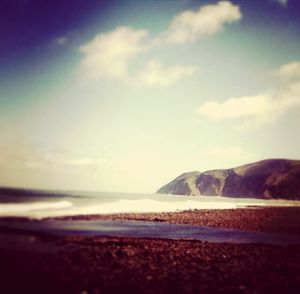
[1,207,300,293]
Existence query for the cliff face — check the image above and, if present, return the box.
[157,159,300,200]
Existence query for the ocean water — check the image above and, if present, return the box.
[1,187,300,219]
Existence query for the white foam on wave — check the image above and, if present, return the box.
[5,198,240,219]
[67,198,300,216]
[0,201,73,217]
[2,196,300,219]
[88,199,240,214]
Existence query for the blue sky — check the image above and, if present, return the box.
[0,0,300,192]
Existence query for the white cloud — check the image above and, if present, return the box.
[161,1,241,44]
[79,26,148,80]
[274,61,300,81]
[273,0,288,7]
[55,36,68,45]
[197,94,272,120]
[196,61,300,128]
[133,59,198,87]
[77,2,241,85]
[78,28,198,86]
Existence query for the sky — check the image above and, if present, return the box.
[0,0,300,193]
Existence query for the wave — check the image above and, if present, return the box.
[87,199,242,214]
[1,198,242,218]
[75,198,300,215]
[1,196,300,219]
[0,201,73,216]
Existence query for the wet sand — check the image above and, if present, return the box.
[54,207,300,235]
[1,207,300,293]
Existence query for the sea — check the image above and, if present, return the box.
[1,187,300,219]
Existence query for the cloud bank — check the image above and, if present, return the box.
[133,59,198,87]
[197,94,272,120]
[197,61,300,128]
[78,1,241,87]
[161,1,241,44]
[79,27,148,80]
[273,0,288,7]
[274,61,300,81]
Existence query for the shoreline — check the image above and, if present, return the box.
[49,206,300,236]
